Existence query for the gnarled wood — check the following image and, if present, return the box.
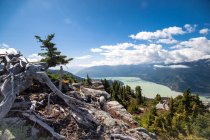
[22,112,65,140]
[0,52,156,140]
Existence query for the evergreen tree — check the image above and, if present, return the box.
[166,97,174,127]
[155,94,161,102]
[110,81,120,101]
[169,97,175,117]
[101,79,110,93]
[127,98,139,114]
[135,86,143,104]
[147,106,157,127]
[35,34,73,69]
[86,74,92,86]
[183,89,191,113]
[35,34,73,90]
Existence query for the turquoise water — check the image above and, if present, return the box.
[96,77,210,102]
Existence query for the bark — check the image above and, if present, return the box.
[0,71,33,119]
[34,72,99,130]
[0,53,99,136]
[22,112,65,140]
[59,65,63,91]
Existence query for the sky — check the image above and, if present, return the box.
[0,0,210,73]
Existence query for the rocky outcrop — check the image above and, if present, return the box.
[0,95,156,140]
[105,101,137,126]
[80,87,110,99]
[0,53,156,140]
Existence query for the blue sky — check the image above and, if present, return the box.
[0,0,210,72]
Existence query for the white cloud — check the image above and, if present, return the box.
[0,43,10,48]
[88,37,210,66]
[100,42,134,50]
[199,28,209,35]
[27,53,42,62]
[90,48,103,53]
[157,38,178,44]
[75,55,92,60]
[0,43,18,54]
[154,64,190,69]
[184,24,197,33]
[129,26,185,40]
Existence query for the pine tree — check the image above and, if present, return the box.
[166,97,174,127]
[169,97,174,116]
[183,89,191,113]
[86,74,92,86]
[35,34,73,69]
[101,79,110,93]
[35,34,73,90]
[135,86,143,105]
[147,106,157,127]
[155,94,161,102]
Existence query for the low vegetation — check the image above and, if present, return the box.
[101,79,210,140]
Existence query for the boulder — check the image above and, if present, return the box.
[105,101,138,127]
[0,117,51,140]
[156,101,169,110]
[80,87,111,100]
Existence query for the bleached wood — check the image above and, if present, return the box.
[22,112,65,140]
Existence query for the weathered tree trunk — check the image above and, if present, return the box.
[0,71,33,119]
[0,54,99,138]
[0,53,156,140]
[33,72,99,129]
[59,65,63,91]
[22,112,65,140]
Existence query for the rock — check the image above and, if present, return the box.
[91,80,104,90]
[105,101,138,127]
[0,52,156,140]
[0,117,51,140]
[81,87,111,100]
[202,100,210,106]
[127,127,156,140]
[99,96,106,109]
[139,107,145,112]
[72,83,81,89]
[156,100,169,110]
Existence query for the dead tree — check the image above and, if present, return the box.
[0,53,156,140]
[0,53,98,139]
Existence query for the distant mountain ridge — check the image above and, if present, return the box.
[76,59,210,96]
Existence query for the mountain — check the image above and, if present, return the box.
[76,59,210,96]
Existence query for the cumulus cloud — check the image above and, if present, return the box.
[89,37,210,66]
[199,28,209,35]
[27,53,43,62]
[184,24,197,33]
[100,43,134,50]
[75,55,92,60]
[129,26,185,40]
[90,48,103,53]
[0,43,18,54]
[157,38,178,44]
[154,64,190,69]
